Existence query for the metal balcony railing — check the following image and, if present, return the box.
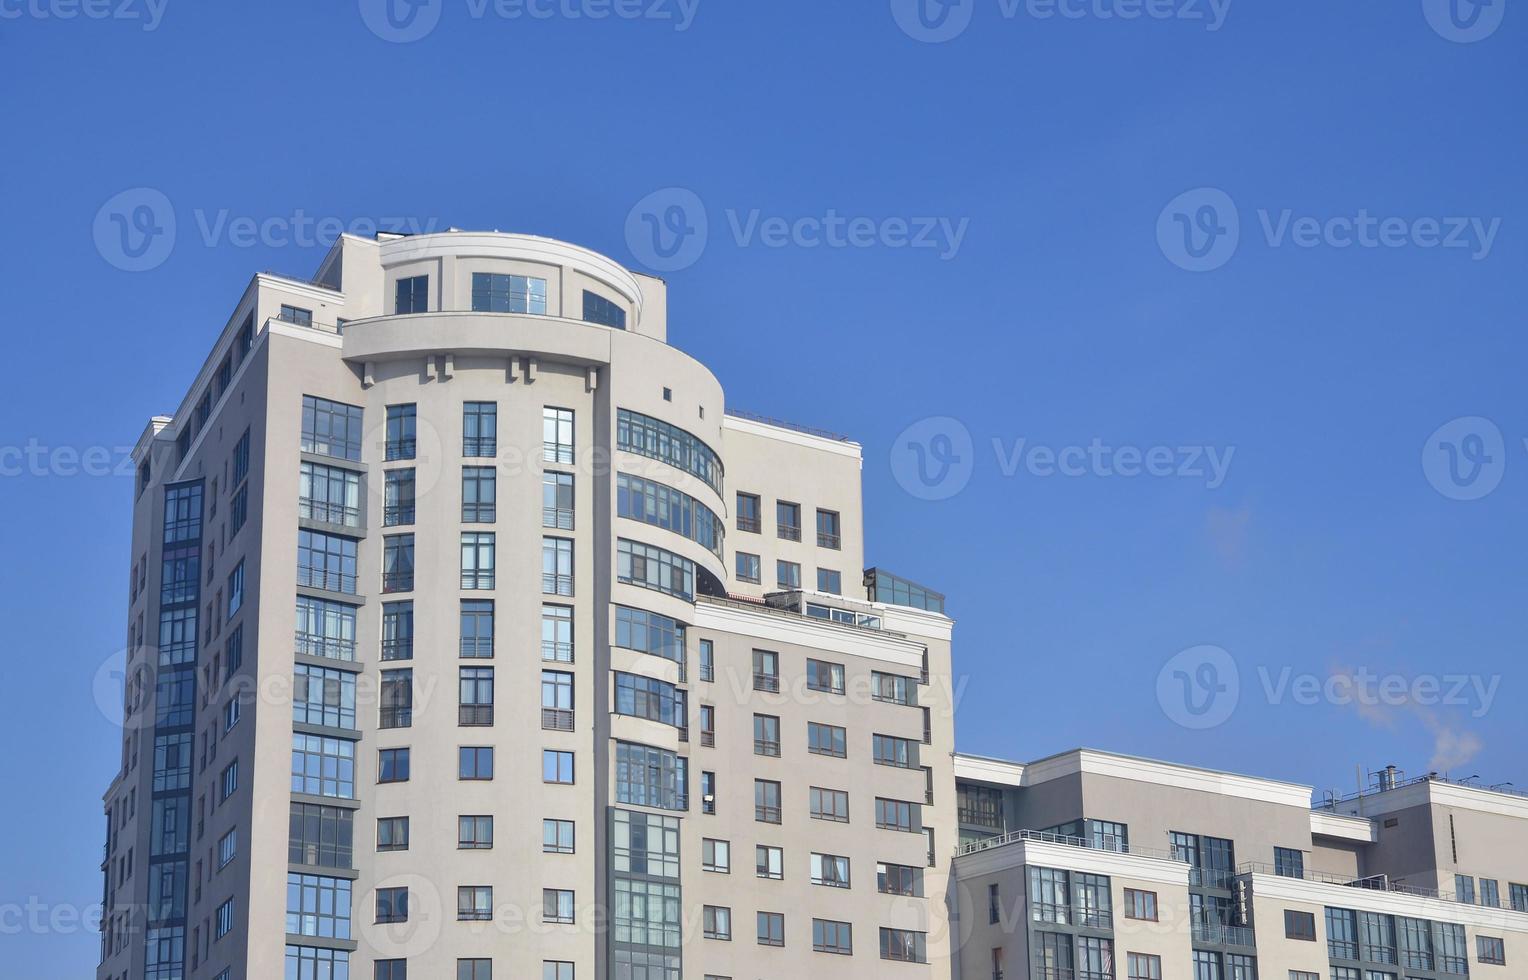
[543,507,574,531]
[817,531,841,549]
[460,637,492,658]
[754,739,780,758]
[382,573,413,594]
[459,705,494,727]
[463,504,495,523]
[700,732,715,747]
[737,516,761,533]
[542,708,574,732]
[384,439,416,461]
[383,505,415,526]
[296,632,356,662]
[753,673,779,693]
[1192,921,1256,947]
[299,499,361,527]
[380,638,412,661]
[463,437,496,457]
[299,567,357,595]
[379,707,412,729]
[755,804,781,824]
[542,573,573,597]
[777,524,801,542]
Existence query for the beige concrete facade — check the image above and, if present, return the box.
[98,231,957,980]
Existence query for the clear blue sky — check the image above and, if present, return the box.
[1,1,1524,972]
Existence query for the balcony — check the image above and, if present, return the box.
[737,516,761,533]
[543,507,574,531]
[754,739,780,758]
[463,436,496,457]
[542,708,574,732]
[755,805,782,824]
[296,631,356,662]
[380,637,412,661]
[299,499,361,528]
[382,505,415,526]
[753,673,779,693]
[777,524,801,542]
[379,707,412,729]
[817,531,841,550]
[1192,921,1255,947]
[384,439,416,462]
[459,705,494,727]
[700,731,715,748]
[542,573,573,597]
[1030,904,1114,930]
[299,567,357,595]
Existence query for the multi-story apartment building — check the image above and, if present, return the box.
[95,228,1525,980]
[97,230,957,980]
[952,751,1528,980]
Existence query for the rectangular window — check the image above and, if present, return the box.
[543,537,574,596]
[816,509,841,549]
[395,275,429,314]
[752,650,779,692]
[296,596,359,661]
[875,797,919,833]
[613,672,684,729]
[810,786,849,823]
[541,604,573,662]
[878,862,922,897]
[217,828,237,868]
[382,534,415,593]
[298,529,359,594]
[812,918,853,955]
[385,405,417,461]
[755,780,782,823]
[462,466,497,523]
[776,560,801,589]
[699,704,715,746]
[378,748,409,783]
[380,469,415,526]
[542,888,574,924]
[703,906,731,941]
[543,819,574,854]
[806,659,845,694]
[698,639,714,681]
[458,886,493,921]
[873,733,919,769]
[376,816,409,852]
[736,492,761,532]
[543,962,572,980]
[302,396,363,460]
[376,960,407,980]
[1125,888,1158,921]
[219,760,239,801]
[808,722,847,758]
[881,928,927,963]
[1456,874,1475,904]
[1285,909,1316,941]
[872,671,917,706]
[776,501,800,540]
[614,606,685,664]
[582,290,626,328]
[614,742,687,810]
[280,304,313,326]
[1478,935,1506,965]
[542,670,575,731]
[757,911,784,947]
[226,562,244,616]
[289,803,354,867]
[757,846,783,881]
[461,533,496,590]
[543,471,574,530]
[1274,846,1305,878]
[1512,882,1528,912]
[702,838,730,873]
[1127,953,1163,980]
[543,407,574,464]
[293,664,357,729]
[817,568,842,595]
[380,669,413,729]
[287,873,352,938]
[375,886,408,924]
[472,272,548,314]
[1481,877,1500,907]
[543,750,574,784]
[463,402,497,457]
[735,552,761,584]
[291,735,354,799]
[460,600,494,658]
[299,462,362,527]
[457,960,491,980]
[459,667,494,726]
[753,714,780,757]
[811,853,851,888]
[617,472,725,557]
[458,746,493,780]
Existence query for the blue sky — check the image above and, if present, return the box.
[1,0,1524,972]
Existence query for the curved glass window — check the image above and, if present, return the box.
[616,409,723,495]
[617,473,724,558]
[617,539,695,602]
